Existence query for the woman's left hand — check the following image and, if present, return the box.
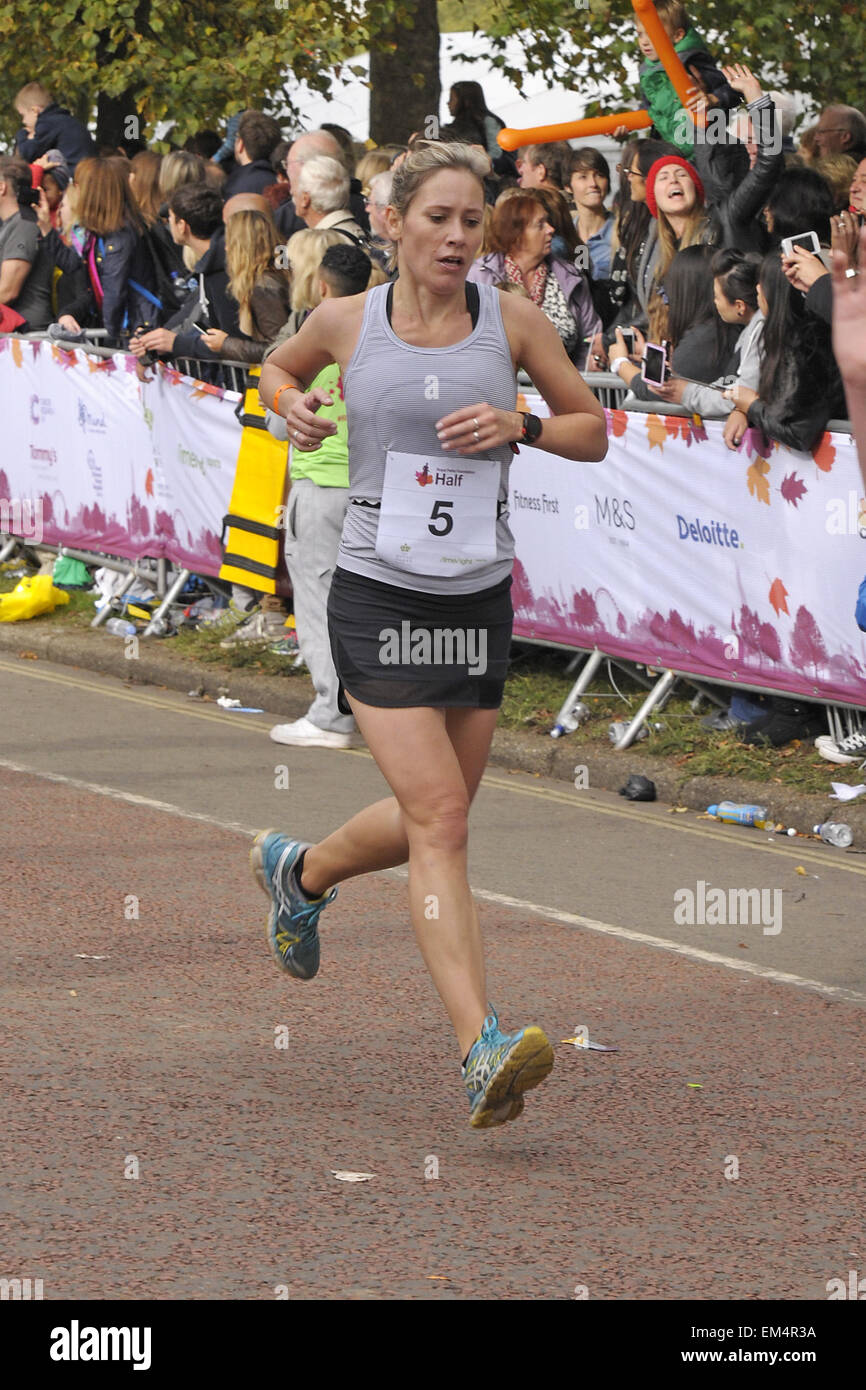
[200,327,227,352]
[436,402,523,453]
[724,383,758,411]
[647,375,687,404]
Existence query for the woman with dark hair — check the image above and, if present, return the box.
[35,155,160,340]
[468,190,601,363]
[568,147,613,277]
[764,166,835,247]
[723,248,845,451]
[447,81,509,166]
[607,243,738,397]
[647,247,765,414]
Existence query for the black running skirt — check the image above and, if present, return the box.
[328,565,513,711]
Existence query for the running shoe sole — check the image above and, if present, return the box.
[470,1028,555,1130]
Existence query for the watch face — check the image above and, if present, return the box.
[523,413,542,443]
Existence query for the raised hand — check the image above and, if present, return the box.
[721,63,762,105]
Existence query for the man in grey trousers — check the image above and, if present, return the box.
[264,244,375,748]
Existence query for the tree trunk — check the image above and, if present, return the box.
[369,0,440,146]
[94,0,150,150]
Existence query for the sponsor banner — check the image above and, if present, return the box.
[512,398,866,706]
[0,337,240,574]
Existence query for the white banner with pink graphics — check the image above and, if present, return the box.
[2,339,864,706]
[511,396,866,706]
[0,336,239,576]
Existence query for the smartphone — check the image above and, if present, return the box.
[781,231,821,257]
[620,327,636,355]
[642,342,668,385]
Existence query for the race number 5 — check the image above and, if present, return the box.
[428,499,454,537]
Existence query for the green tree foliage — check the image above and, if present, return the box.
[0,0,860,153]
[0,0,367,149]
[465,1,865,119]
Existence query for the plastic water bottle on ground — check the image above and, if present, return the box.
[813,822,853,848]
[551,701,589,738]
[707,801,771,828]
[105,617,136,637]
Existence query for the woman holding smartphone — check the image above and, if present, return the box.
[257,141,607,1131]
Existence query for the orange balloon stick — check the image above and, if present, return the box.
[631,0,706,126]
[497,109,652,153]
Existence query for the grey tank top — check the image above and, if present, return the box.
[338,280,518,593]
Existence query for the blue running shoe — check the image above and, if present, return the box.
[462,1007,554,1129]
[250,830,337,980]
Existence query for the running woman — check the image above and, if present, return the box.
[257,142,607,1128]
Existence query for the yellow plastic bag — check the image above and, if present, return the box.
[0,574,71,622]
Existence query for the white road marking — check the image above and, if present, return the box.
[3,755,864,1007]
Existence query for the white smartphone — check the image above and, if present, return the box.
[781,231,821,257]
[620,327,636,355]
[641,341,668,385]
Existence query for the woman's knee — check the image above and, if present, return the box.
[404,791,470,854]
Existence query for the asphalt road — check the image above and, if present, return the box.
[1,654,864,1300]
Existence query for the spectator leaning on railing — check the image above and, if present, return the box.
[35,156,161,341]
[0,155,53,330]
[129,183,239,365]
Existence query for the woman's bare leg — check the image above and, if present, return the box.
[302,698,499,1058]
[301,704,498,891]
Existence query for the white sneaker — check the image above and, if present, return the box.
[814,731,866,765]
[269,716,355,749]
[220,611,286,648]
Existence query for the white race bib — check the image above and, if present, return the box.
[375,450,500,576]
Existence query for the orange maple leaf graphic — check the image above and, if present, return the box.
[646,413,667,451]
[10,337,22,368]
[665,415,690,441]
[608,409,627,437]
[812,434,836,473]
[769,578,789,616]
[144,468,154,498]
[747,456,771,504]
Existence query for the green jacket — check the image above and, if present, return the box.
[639,26,722,157]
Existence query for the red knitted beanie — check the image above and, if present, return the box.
[645,156,705,219]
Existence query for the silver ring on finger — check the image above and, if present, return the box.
[473,417,479,429]
[473,429,480,442]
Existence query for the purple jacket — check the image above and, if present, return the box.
[467,251,601,352]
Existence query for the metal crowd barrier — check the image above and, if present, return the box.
[2,335,858,744]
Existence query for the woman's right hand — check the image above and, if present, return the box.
[724,408,749,450]
[57,314,81,333]
[282,386,337,451]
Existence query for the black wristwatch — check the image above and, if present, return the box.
[520,412,543,444]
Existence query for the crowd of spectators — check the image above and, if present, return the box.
[1,12,863,451]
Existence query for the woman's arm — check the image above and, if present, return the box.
[435,295,607,461]
[510,294,608,461]
[258,297,353,451]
